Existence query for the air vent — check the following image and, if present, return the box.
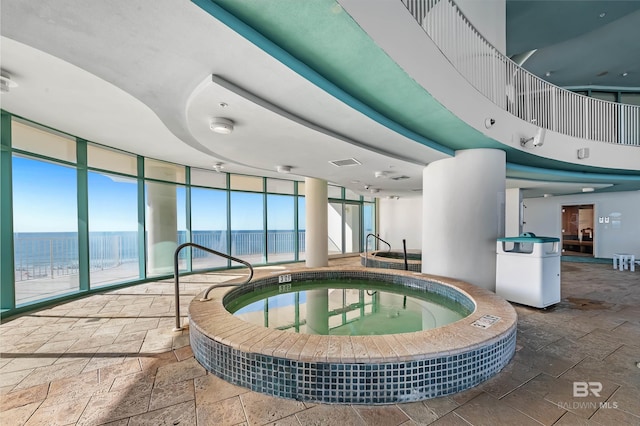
[390,175,410,181]
[329,158,361,167]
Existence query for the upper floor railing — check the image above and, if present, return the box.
[401,0,640,146]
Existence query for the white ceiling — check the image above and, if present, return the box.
[0,0,636,198]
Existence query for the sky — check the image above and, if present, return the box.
[11,156,311,233]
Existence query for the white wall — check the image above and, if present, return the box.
[378,196,422,250]
[523,191,640,258]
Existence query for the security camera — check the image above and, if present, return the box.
[533,128,546,147]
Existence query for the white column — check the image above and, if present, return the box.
[147,181,177,275]
[505,188,523,237]
[305,177,328,267]
[422,149,505,291]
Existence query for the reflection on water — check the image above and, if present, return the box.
[229,281,468,336]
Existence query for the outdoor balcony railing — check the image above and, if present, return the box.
[402,0,640,146]
[13,230,305,282]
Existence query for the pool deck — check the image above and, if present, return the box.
[1,257,639,425]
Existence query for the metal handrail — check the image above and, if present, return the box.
[173,242,253,331]
[364,233,391,267]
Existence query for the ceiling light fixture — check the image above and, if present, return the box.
[599,12,606,18]
[210,118,234,134]
[622,72,629,77]
[544,71,551,77]
[276,165,292,174]
[582,187,595,193]
[213,162,224,172]
[374,171,388,179]
[0,71,18,93]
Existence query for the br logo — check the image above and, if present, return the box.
[573,382,602,397]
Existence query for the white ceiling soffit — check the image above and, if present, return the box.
[186,75,435,194]
[507,179,613,198]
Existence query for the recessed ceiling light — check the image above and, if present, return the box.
[218,102,228,108]
[213,162,224,172]
[545,71,551,77]
[276,165,292,174]
[599,12,606,18]
[582,187,595,193]
[622,72,629,77]
[210,118,234,134]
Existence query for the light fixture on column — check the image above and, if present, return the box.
[210,118,234,134]
[0,70,18,93]
[577,148,590,159]
[520,128,546,148]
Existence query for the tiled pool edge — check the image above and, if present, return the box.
[360,251,422,272]
[189,267,517,404]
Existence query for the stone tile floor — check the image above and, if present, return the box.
[1,259,639,425]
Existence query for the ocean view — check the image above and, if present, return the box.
[13,230,304,282]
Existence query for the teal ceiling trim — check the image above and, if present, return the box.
[507,162,640,182]
[192,0,455,156]
[193,0,639,180]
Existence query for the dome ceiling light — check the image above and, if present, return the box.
[210,118,234,134]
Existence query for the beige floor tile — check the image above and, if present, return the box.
[501,387,566,425]
[99,358,142,383]
[428,411,471,425]
[128,400,196,426]
[14,359,89,390]
[240,391,306,425]
[0,401,42,426]
[196,395,246,426]
[0,383,48,411]
[422,396,459,418]
[110,371,155,395]
[590,405,640,425]
[264,413,302,426]
[0,368,33,389]
[397,401,439,424]
[295,404,366,426]
[24,395,90,426]
[453,392,540,426]
[154,357,205,388]
[76,388,152,425]
[354,405,410,426]
[553,410,599,425]
[194,374,250,406]
[149,379,194,411]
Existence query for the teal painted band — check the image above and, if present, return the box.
[506,162,640,182]
[191,0,454,156]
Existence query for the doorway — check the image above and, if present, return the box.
[561,204,594,256]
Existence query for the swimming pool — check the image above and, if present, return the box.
[189,267,516,404]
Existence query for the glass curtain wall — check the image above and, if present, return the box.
[1,113,375,316]
[88,171,139,287]
[12,155,79,306]
[267,194,295,263]
[230,191,265,265]
[191,187,228,269]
